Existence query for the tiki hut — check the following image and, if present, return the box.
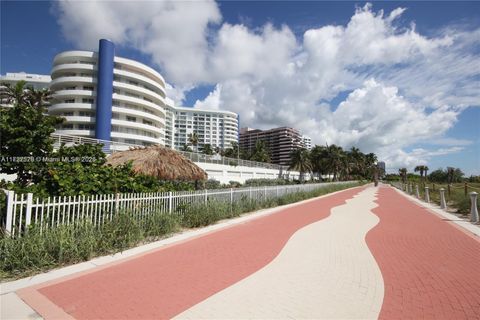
[106,145,207,181]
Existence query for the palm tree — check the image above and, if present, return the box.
[414,165,429,182]
[414,165,424,181]
[250,140,270,163]
[424,166,429,182]
[325,144,345,181]
[180,144,192,152]
[348,147,365,177]
[224,141,239,158]
[187,132,199,152]
[1,81,29,106]
[399,168,408,183]
[26,87,52,108]
[310,145,328,181]
[447,167,455,184]
[201,143,213,155]
[289,148,312,182]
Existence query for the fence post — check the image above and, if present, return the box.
[425,186,430,203]
[415,185,420,198]
[168,192,173,213]
[249,187,252,200]
[439,188,447,209]
[276,185,279,197]
[25,193,33,230]
[115,193,119,214]
[204,189,208,204]
[5,190,14,236]
[230,188,233,204]
[264,186,267,199]
[464,182,468,197]
[470,192,479,223]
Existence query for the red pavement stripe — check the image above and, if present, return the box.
[21,186,364,320]
[367,187,480,320]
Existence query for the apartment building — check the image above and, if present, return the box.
[239,127,303,166]
[2,39,238,149]
[302,135,312,150]
[164,100,238,150]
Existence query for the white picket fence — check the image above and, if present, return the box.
[2,182,353,237]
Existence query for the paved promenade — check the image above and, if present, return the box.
[2,184,480,319]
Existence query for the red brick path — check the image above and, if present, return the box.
[33,187,363,319]
[367,187,480,320]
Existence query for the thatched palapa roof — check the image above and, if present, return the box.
[107,145,207,181]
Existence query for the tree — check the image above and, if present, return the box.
[187,132,199,152]
[224,141,240,158]
[447,167,455,184]
[201,143,213,155]
[428,168,447,183]
[398,168,408,183]
[289,148,312,182]
[180,144,192,152]
[0,81,64,186]
[325,144,345,181]
[414,165,426,182]
[348,147,366,177]
[249,140,270,163]
[310,145,328,181]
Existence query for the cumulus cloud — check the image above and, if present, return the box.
[53,0,221,84]
[53,1,479,169]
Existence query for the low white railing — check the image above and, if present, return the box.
[2,182,353,237]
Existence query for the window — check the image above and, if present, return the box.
[82,98,94,104]
[143,119,153,126]
[126,116,137,122]
[78,124,94,130]
[64,99,75,103]
[61,124,74,129]
[83,86,94,91]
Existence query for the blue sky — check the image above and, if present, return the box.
[1,1,479,175]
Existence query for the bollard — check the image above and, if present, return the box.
[415,184,420,198]
[470,192,479,223]
[440,188,447,209]
[425,186,430,203]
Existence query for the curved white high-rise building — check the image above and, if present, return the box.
[7,39,239,150]
[49,39,167,146]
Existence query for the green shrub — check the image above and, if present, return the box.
[143,213,180,239]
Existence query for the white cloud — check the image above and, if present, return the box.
[53,1,479,168]
[193,84,222,110]
[53,0,221,84]
[384,147,465,171]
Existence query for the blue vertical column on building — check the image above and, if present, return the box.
[95,39,115,143]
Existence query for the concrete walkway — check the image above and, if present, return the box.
[2,184,480,319]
